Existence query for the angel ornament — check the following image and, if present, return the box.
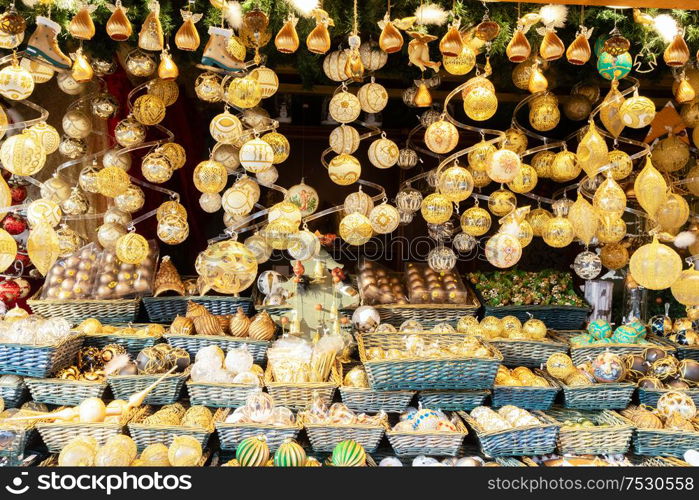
[175,9,203,51]
[407,31,441,73]
[138,0,164,52]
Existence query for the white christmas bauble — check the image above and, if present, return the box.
[256,165,278,187]
[62,110,92,139]
[329,125,360,154]
[368,137,399,169]
[286,182,319,216]
[56,72,85,95]
[357,82,388,113]
[369,203,400,234]
[0,63,34,100]
[209,111,242,144]
[239,138,274,173]
[26,121,60,154]
[328,91,361,124]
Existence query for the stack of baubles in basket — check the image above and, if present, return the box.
[363,333,495,361]
[546,351,628,386]
[650,314,699,346]
[356,259,408,305]
[188,344,263,385]
[223,391,296,426]
[469,405,542,432]
[173,302,275,341]
[54,343,130,382]
[102,343,190,376]
[95,242,158,299]
[41,243,100,300]
[404,262,468,304]
[629,350,699,390]
[77,318,165,338]
[299,393,387,426]
[621,394,697,431]
[141,403,214,430]
[495,366,552,387]
[476,315,548,340]
[0,315,72,344]
[392,407,461,432]
[570,318,649,346]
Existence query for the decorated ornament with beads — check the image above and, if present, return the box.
[1,132,46,176]
[132,94,166,126]
[357,81,388,113]
[368,136,398,169]
[424,119,458,154]
[114,116,146,147]
[26,121,60,154]
[210,111,242,144]
[329,90,361,124]
[193,160,227,194]
[329,125,359,155]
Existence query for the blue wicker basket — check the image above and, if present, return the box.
[24,378,108,406]
[143,296,254,323]
[0,334,84,378]
[83,329,163,357]
[559,381,636,410]
[482,305,591,331]
[492,382,560,411]
[107,372,188,405]
[543,407,634,455]
[417,390,490,411]
[637,386,699,408]
[489,337,569,368]
[0,377,26,408]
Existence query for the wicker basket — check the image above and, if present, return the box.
[632,456,691,466]
[0,377,26,408]
[304,420,387,453]
[25,378,107,406]
[460,411,559,457]
[630,417,699,457]
[83,330,162,357]
[492,372,560,410]
[37,407,143,453]
[358,332,502,391]
[215,408,302,451]
[637,386,699,408]
[0,334,84,378]
[39,450,211,467]
[128,407,226,450]
[551,331,674,365]
[553,376,636,410]
[482,304,591,331]
[489,337,569,368]
[542,407,634,455]
[107,372,188,405]
[371,303,480,328]
[143,296,254,323]
[28,289,140,324]
[385,412,468,456]
[186,380,261,408]
[417,390,490,411]
[668,345,699,362]
[0,426,36,461]
[165,334,270,363]
[340,386,415,413]
[264,362,340,411]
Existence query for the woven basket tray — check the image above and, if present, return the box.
[417,390,490,411]
[630,420,699,457]
[385,412,468,457]
[672,345,699,362]
[107,372,188,405]
[0,334,84,378]
[143,296,254,323]
[632,456,691,466]
[37,406,143,453]
[358,332,502,391]
[28,289,140,324]
[304,422,387,453]
[489,337,569,368]
[25,378,107,406]
[552,375,636,410]
[128,407,226,450]
[83,330,162,357]
[0,426,35,459]
[0,378,27,408]
[492,372,560,410]
[264,362,340,411]
[371,303,480,328]
[215,408,302,451]
[482,304,591,331]
[552,331,674,365]
[186,380,261,408]
[637,386,699,408]
[165,334,270,363]
[460,411,559,457]
[542,407,634,455]
[339,386,415,413]
[38,450,211,467]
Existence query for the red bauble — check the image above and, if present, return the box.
[0,280,20,303]
[9,184,27,204]
[2,214,27,235]
[14,251,30,268]
[12,278,31,299]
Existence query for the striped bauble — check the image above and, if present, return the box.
[236,435,270,467]
[273,439,306,467]
[330,439,366,467]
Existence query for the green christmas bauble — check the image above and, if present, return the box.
[587,319,612,340]
[236,436,270,467]
[273,440,307,467]
[597,52,632,81]
[331,439,366,467]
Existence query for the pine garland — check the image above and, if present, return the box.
[1,0,698,86]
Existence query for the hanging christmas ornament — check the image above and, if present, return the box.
[141,153,173,184]
[656,193,689,232]
[27,222,59,276]
[550,149,580,183]
[357,80,388,114]
[464,86,498,121]
[360,40,387,71]
[329,90,361,124]
[607,149,633,180]
[428,246,457,272]
[344,189,374,218]
[116,232,150,265]
[26,121,60,154]
[275,13,299,54]
[0,131,45,176]
[485,233,521,268]
[328,154,361,185]
[175,8,202,51]
[568,195,598,246]
[193,160,227,194]
[106,0,132,41]
[115,116,146,147]
[439,19,463,57]
[148,78,179,106]
[664,31,690,67]
[329,125,360,155]
[543,205,575,248]
[634,157,667,218]
[209,111,242,145]
[527,61,548,93]
[62,109,92,139]
[70,47,93,83]
[195,72,223,102]
[593,174,626,223]
[438,164,473,202]
[377,13,405,54]
[339,212,372,246]
[19,58,52,84]
[68,3,96,40]
[528,93,560,132]
[488,189,517,217]
[287,230,320,261]
[157,214,189,245]
[599,80,625,138]
[96,166,130,198]
[596,217,626,244]
[240,138,274,173]
[567,27,593,65]
[286,181,319,217]
[249,66,278,99]
[619,92,656,128]
[577,121,608,180]
[527,207,553,237]
[630,237,682,290]
[413,82,432,108]
[421,193,453,225]
[55,224,83,257]
[563,95,592,121]
[0,55,34,100]
[132,94,166,126]
[0,5,25,36]
[306,8,333,54]
[507,27,530,63]
[61,187,89,216]
[344,33,365,82]
[323,50,349,82]
[424,119,458,154]
[395,187,422,214]
[600,242,628,269]
[157,48,178,81]
[407,31,441,72]
[369,203,400,234]
[597,51,632,81]
[486,148,522,184]
[103,149,131,171]
[574,251,602,280]
[539,28,565,61]
[125,49,155,77]
[58,137,87,159]
[368,136,398,169]
[671,264,699,306]
[508,164,537,194]
[40,175,71,203]
[138,0,164,51]
[226,75,262,109]
[652,133,689,173]
[261,131,289,164]
[674,77,695,104]
[397,148,419,169]
[90,93,119,119]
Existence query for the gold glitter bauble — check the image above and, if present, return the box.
[652,134,689,173]
[527,207,552,237]
[193,160,227,193]
[116,233,149,265]
[157,214,189,245]
[550,150,580,183]
[114,117,146,147]
[0,62,34,100]
[468,141,496,171]
[460,206,491,236]
[542,216,575,248]
[488,189,517,216]
[114,184,145,213]
[619,95,655,129]
[194,72,223,102]
[239,138,274,173]
[141,153,173,184]
[156,142,186,170]
[438,165,473,203]
[27,198,61,227]
[329,125,360,155]
[470,168,492,188]
[607,149,633,180]
[421,193,453,224]
[195,240,258,294]
[656,193,689,232]
[595,217,626,244]
[425,119,459,154]
[249,66,278,99]
[593,176,626,222]
[508,163,537,193]
[268,201,302,225]
[132,94,166,126]
[209,111,242,145]
[263,218,298,250]
[531,150,556,179]
[629,237,682,290]
[339,212,373,246]
[328,154,360,185]
[226,76,262,109]
[97,167,130,198]
[600,242,629,270]
[156,200,187,221]
[464,87,498,121]
[529,96,560,132]
[56,225,84,257]
[61,188,89,216]
[503,128,528,155]
[368,137,399,169]
[357,82,388,114]
[26,121,60,154]
[125,50,155,77]
[0,132,45,175]
[329,91,361,124]
[261,131,290,164]
[443,44,476,75]
[97,223,127,250]
[148,78,179,106]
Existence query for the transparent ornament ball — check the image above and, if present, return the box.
[427,246,457,272]
[453,232,476,252]
[573,251,602,280]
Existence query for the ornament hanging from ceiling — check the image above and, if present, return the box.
[175,8,202,51]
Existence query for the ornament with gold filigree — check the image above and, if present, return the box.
[132,94,166,126]
[157,214,189,245]
[115,232,149,265]
[619,91,656,129]
[195,72,223,103]
[529,92,560,132]
[1,131,45,176]
[239,8,270,64]
[148,78,178,106]
[114,184,145,213]
[329,89,361,124]
[550,149,580,183]
[488,189,517,217]
[630,236,682,290]
[424,118,458,154]
[542,202,575,248]
[138,0,164,52]
[115,116,146,147]
[0,54,34,100]
[226,75,262,109]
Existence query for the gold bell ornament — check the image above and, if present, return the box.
[506,27,530,63]
[70,47,93,83]
[674,76,696,104]
[175,9,202,52]
[439,19,463,58]
[539,28,565,61]
[106,0,132,41]
[275,14,299,54]
[158,48,178,81]
[566,27,593,65]
[633,157,667,219]
[69,3,97,40]
[377,13,404,54]
[413,82,432,108]
[527,61,548,93]
[306,8,333,55]
[629,236,683,290]
[664,31,690,67]
[576,121,608,180]
[138,0,164,52]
